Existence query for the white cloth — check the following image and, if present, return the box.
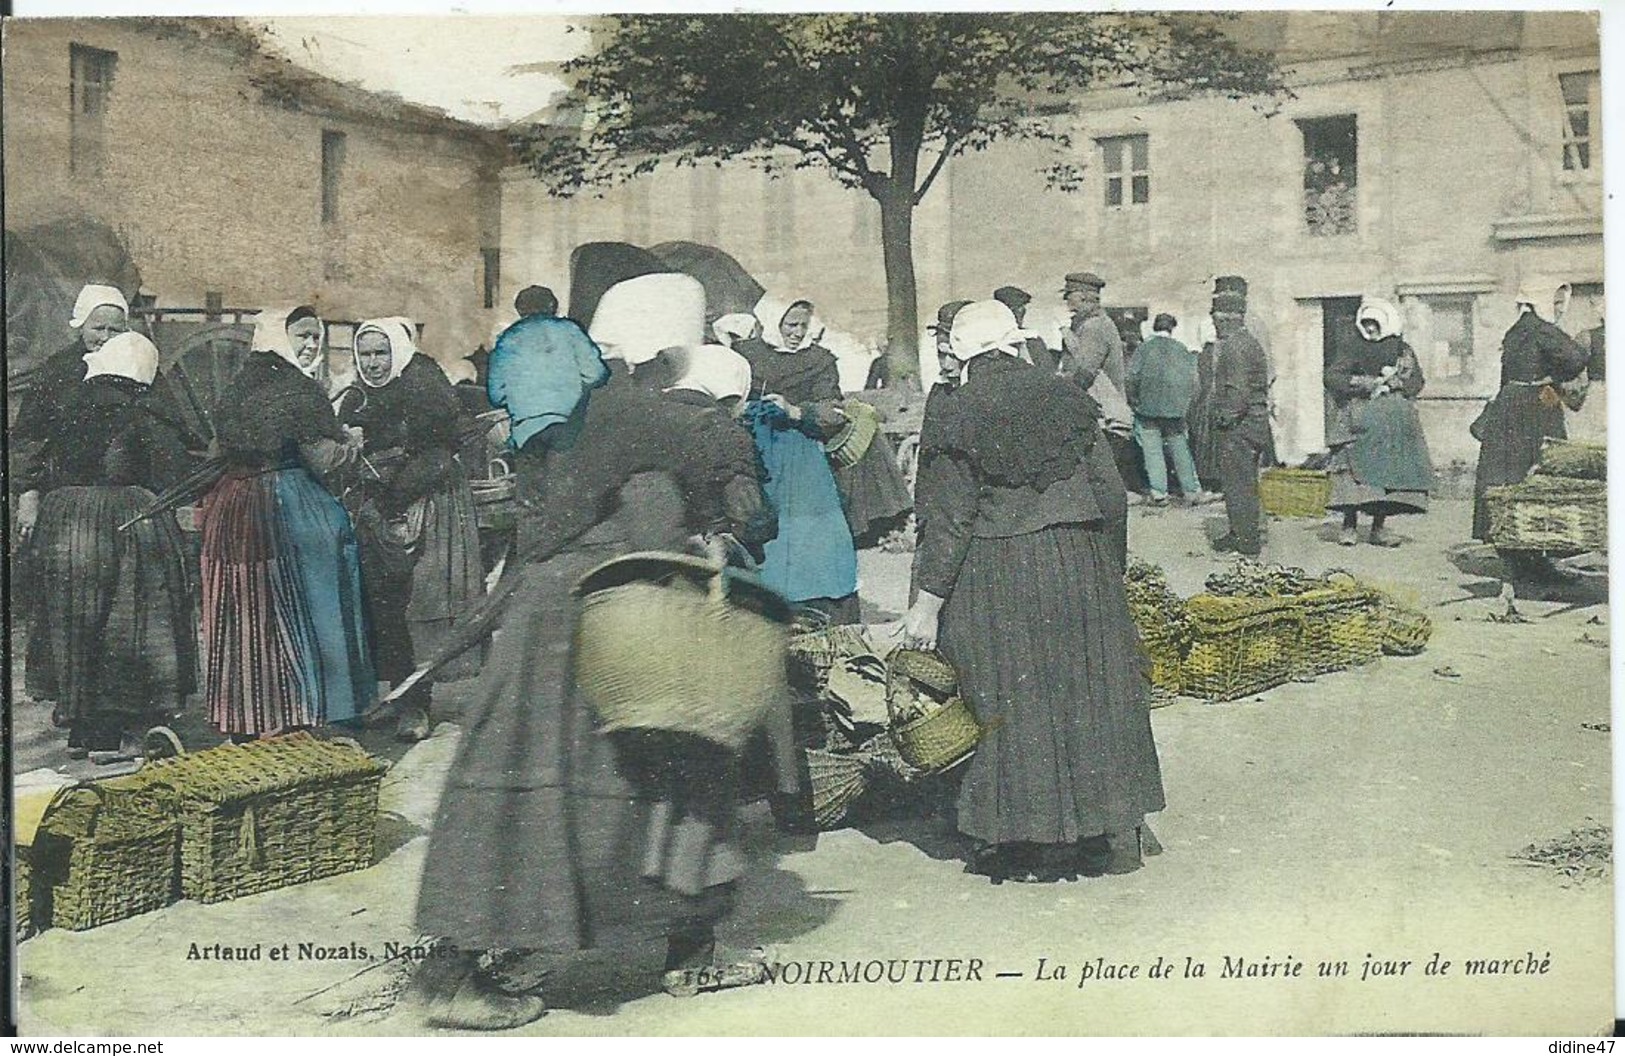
[712,313,759,347]
[1356,297,1404,341]
[353,316,420,387]
[753,293,818,352]
[252,306,326,379]
[948,300,1026,361]
[83,331,158,386]
[440,357,478,386]
[665,344,752,402]
[590,274,706,367]
[69,284,129,328]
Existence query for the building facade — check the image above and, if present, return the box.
[500,11,1602,480]
[3,18,508,372]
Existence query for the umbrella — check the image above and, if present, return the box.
[648,241,766,322]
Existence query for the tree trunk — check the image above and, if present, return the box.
[876,184,919,381]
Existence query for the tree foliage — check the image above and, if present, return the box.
[511,13,1286,365]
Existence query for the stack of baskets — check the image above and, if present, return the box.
[1485,439,1607,552]
[1181,593,1310,702]
[1125,561,1192,699]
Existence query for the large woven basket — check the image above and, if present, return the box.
[1485,476,1607,551]
[1294,585,1385,676]
[1380,602,1433,656]
[574,552,793,753]
[33,782,180,930]
[1260,468,1332,518]
[1126,564,1191,696]
[805,748,868,829]
[884,649,982,772]
[1536,438,1606,481]
[1181,594,1308,702]
[825,401,881,468]
[130,733,385,904]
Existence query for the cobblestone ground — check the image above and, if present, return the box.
[13,498,1614,1036]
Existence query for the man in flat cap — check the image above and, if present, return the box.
[1059,272,1141,503]
[1208,291,1271,556]
[993,285,1060,374]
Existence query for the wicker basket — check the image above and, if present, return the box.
[574,552,792,753]
[1380,603,1433,656]
[1294,586,1385,676]
[884,649,983,772]
[1260,468,1332,518]
[805,749,868,829]
[129,733,385,904]
[825,401,881,468]
[1180,594,1308,702]
[1537,438,1606,481]
[1485,476,1607,551]
[33,782,180,930]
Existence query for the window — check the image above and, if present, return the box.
[1297,115,1358,236]
[69,44,117,176]
[321,130,346,224]
[481,249,501,311]
[1559,71,1599,173]
[1419,295,1474,382]
[1099,135,1149,207]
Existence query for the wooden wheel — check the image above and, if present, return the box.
[149,322,256,449]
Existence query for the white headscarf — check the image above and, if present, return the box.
[70,284,129,329]
[589,274,706,368]
[1514,283,1572,322]
[353,317,420,387]
[252,306,326,378]
[665,345,752,402]
[82,331,158,386]
[753,293,819,353]
[712,313,760,348]
[440,357,478,386]
[948,300,1026,361]
[1356,297,1404,342]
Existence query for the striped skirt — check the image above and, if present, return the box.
[26,486,196,728]
[200,468,375,735]
[941,523,1165,847]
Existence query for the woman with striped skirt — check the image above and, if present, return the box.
[14,331,197,759]
[901,300,1165,883]
[200,306,374,738]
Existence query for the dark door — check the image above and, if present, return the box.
[1321,296,1362,437]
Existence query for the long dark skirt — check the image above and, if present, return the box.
[1187,346,1222,488]
[417,545,747,954]
[835,432,912,544]
[26,486,196,748]
[941,523,1165,847]
[405,466,486,683]
[201,468,374,735]
[1472,384,1567,540]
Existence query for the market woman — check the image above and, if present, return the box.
[1324,297,1434,548]
[901,300,1165,884]
[202,306,373,739]
[342,317,484,742]
[15,330,197,759]
[410,273,795,1029]
[1472,287,1591,542]
[737,295,861,621]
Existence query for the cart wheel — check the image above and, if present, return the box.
[143,726,185,760]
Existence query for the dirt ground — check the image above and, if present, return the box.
[12,497,1614,1036]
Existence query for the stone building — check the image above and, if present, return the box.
[500,10,1602,476]
[3,18,508,375]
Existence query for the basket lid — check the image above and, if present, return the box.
[574,550,792,624]
[130,732,385,804]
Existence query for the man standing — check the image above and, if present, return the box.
[993,285,1060,374]
[1208,291,1272,556]
[1060,271,1140,495]
[1127,313,1215,507]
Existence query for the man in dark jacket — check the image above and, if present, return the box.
[1127,313,1214,506]
[1208,293,1272,555]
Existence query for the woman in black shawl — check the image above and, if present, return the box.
[408,274,797,1030]
[203,306,374,739]
[16,331,197,758]
[1471,287,1591,542]
[341,317,484,742]
[901,300,1164,884]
